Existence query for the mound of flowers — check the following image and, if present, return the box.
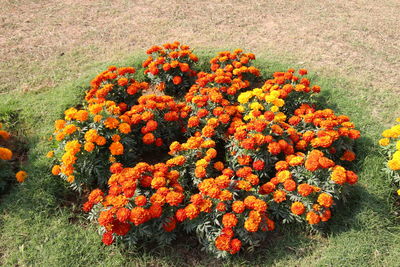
[49,42,360,257]
[379,118,400,195]
[0,123,27,192]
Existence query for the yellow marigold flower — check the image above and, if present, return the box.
[270,90,280,98]
[15,170,28,183]
[237,106,245,113]
[250,102,264,110]
[396,141,400,150]
[65,140,81,154]
[379,138,390,146]
[238,92,252,104]
[382,129,394,138]
[265,95,276,103]
[270,106,279,113]
[388,159,400,171]
[252,88,263,97]
[64,107,78,120]
[274,112,287,122]
[397,189,400,195]
[46,151,54,158]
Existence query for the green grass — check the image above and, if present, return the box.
[0,51,399,267]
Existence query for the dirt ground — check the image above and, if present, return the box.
[1,0,399,95]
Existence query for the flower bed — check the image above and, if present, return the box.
[0,123,27,192]
[379,118,400,196]
[48,42,360,257]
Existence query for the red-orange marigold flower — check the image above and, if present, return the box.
[222,213,238,228]
[291,201,306,215]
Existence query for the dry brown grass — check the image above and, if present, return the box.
[1,0,399,96]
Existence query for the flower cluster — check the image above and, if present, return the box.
[48,66,149,189]
[0,123,27,191]
[51,45,360,257]
[143,41,198,97]
[379,117,400,195]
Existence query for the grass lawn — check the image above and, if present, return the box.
[0,52,399,267]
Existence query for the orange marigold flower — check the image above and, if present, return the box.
[102,231,114,246]
[143,133,155,144]
[297,183,313,197]
[232,200,245,213]
[252,160,265,171]
[51,165,61,175]
[268,142,281,155]
[306,211,321,225]
[253,199,267,212]
[118,123,131,134]
[185,204,200,220]
[163,218,177,232]
[75,110,89,122]
[222,213,238,228]
[317,193,333,208]
[215,234,231,251]
[260,182,276,194]
[175,208,187,222]
[291,201,306,215]
[63,124,77,135]
[283,179,296,191]
[172,76,182,85]
[104,117,119,129]
[166,191,184,206]
[46,150,54,158]
[98,209,114,226]
[331,166,347,185]
[214,161,224,171]
[318,157,335,169]
[135,195,147,206]
[320,209,332,222]
[130,207,150,226]
[15,170,28,183]
[116,207,131,222]
[109,142,124,155]
[273,190,287,203]
[149,203,163,218]
[95,136,107,146]
[54,119,66,130]
[229,238,242,254]
[275,161,289,171]
[216,202,227,212]
[84,142,95,152]
[346,170,358,185]
[0,147,12,160]
[340,150,356,161]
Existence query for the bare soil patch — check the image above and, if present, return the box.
[1,0,399,111]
